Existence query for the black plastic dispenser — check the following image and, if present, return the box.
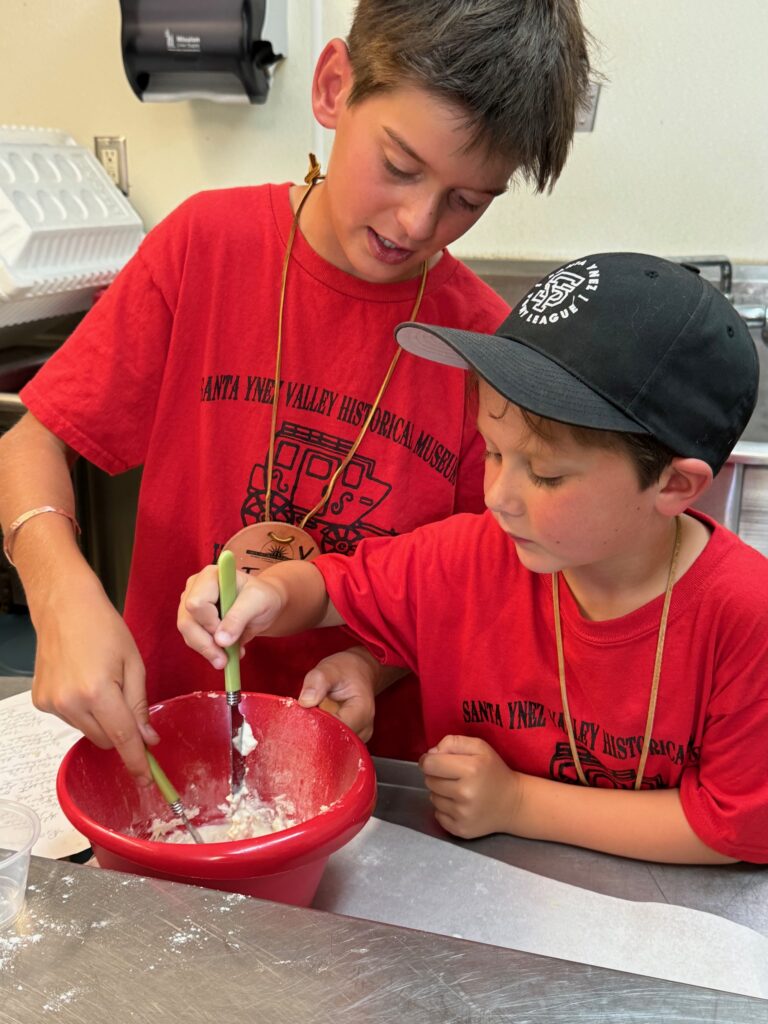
[119,0,286,104]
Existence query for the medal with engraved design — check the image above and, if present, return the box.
[222,155,428,577]
[223,521,318,576]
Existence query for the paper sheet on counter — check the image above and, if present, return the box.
[314,817,768,1001]
[0,689,87,858]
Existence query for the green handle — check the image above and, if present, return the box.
[146,751,179,805]
[217,549,241,696]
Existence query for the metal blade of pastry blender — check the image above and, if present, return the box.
[217,549,246,794]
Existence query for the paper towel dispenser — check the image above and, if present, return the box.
[119,0,287,104]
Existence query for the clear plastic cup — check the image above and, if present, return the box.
[0,799,40,928]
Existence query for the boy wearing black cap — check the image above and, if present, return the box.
[179,253,767,864]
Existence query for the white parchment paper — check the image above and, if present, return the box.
[315,817,768,1000]
[0,689,86,858]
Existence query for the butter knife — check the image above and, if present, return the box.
[217,549,246,795]
[146,751,203,843]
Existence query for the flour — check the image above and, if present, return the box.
[0,931,42,970]
[43,988,78,1012]
[149,783,298,844]
[232,720,258,756]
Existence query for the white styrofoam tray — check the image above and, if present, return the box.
[0,125,145,326]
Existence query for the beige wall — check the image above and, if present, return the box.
[1,1,765,262]
[460,0,768,264]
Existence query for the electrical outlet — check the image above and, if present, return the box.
[94,135,129,193]
[575,82,601,132]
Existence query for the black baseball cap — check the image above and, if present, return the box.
[396,252,759,473]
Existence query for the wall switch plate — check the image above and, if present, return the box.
[94,136,129,193]
[575,82,601,132]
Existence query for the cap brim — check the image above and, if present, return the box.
[396,322,648,434]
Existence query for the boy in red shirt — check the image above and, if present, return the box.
[179,253,767,863]
[0,1,592,782]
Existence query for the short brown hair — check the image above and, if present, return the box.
[470,373,677,488]
[519,408,677,489]
[346,0,593,192]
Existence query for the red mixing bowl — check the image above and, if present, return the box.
[57,692,376,906]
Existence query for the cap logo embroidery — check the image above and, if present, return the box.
[519,260,600,325]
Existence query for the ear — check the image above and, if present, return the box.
[312,39,354,129]
[654,458,714,516]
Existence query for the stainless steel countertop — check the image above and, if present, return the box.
[1,754,767,1022]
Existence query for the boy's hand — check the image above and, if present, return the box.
[31,579,158,786]
[298,647,377,742]
[420,735,521,839]
[178,564,283,669]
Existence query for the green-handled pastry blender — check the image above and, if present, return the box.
[146,751,203,844]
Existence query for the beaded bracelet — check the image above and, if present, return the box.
[2,506,81,568]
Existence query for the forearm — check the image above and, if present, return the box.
[511,775,735,864]
[0,414,99,616]
[257,560,341,635]
[344,646,407,695]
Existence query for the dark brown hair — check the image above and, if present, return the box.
[346,0,593,192]
[468,374,677,488]
[518,408,677,488]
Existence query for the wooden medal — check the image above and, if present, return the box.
[223,521,318,576]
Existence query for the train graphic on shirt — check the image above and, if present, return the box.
[240,422,396,555]
[549,741,665,790]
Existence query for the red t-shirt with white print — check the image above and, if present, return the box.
[317,509,768,862]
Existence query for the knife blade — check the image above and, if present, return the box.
[146,751,203,844]
[217,549,246,795]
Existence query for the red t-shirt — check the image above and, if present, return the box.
[317,509,768,862]
[21,183,509,761]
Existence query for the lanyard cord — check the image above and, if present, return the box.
[264,155,429,527]
[552,515,682,790]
